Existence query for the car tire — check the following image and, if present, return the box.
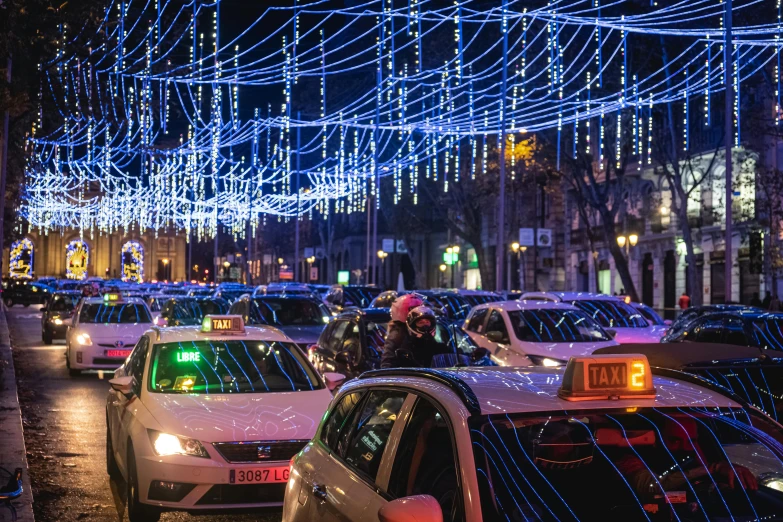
[105,419,120,478]
[127,444,161,522]
[65,350,81,376]
[42,327,53,345]
[4,298,12,308]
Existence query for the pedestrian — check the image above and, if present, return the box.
[678,291,691,310]
[750,292,762,308]
[763,290,772,309]
[771,295,781,312]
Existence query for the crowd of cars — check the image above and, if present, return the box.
[13,275,783,520]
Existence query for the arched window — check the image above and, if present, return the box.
[66,240,89,280]
[121,241,144,282]
[9,238,34,279]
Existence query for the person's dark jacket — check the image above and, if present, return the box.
[380,321,451,368]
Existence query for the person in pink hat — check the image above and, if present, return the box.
[381,293,423,368]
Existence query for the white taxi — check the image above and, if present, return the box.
[66,293,153,376]
[105,315,344,521]
[463,300,618,367]
[284,355,783,522]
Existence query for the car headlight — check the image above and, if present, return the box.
[75,333,92,346]
[52,318,63,325]
[527,355,567,367]
[148,430,209,458]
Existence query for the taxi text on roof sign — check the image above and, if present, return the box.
[104,292,123,302]
[558,354,656,401]
[200,315,245,334]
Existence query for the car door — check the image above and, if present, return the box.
[308,389,410,521]
[483,309,515,364]
[108,335,149,477]
[384,395,464,522]
[323,320,353,375]
[463,307,490,348]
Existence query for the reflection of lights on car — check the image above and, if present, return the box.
[53,318,63,325]
[76,333,92,345]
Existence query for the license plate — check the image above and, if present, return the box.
[229,467,290,484]
[587,362,627,389]
[106,349,131,358]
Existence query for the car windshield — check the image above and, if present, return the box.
[169,299,228,322]
[635,303,665,325]
[570,299,649,328]
[342,287,380,307]
[507,309,611,342]
[462,294,502,307]
[422,294,471,320]
[149,340,322,394]
[78,303,151,324]
[251,298,327,326]
[471,406,783,521]
[750,317,783,351]
[50,295,79,312]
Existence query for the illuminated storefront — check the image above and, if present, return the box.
[121,241,144,282]
[65,240,90,280]
[9,238,34,279]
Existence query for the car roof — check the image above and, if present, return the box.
[339,307,392,321]
[521,291,622,302]
[53,290,82,295]
[82,296,147,305]
[150,324,292,344]
[353,367,739,415]
[702,310,783,320]
[471,299,580,312]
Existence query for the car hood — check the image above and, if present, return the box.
[76,323,151,343]
[276,325,325,345]
[143,389,332,443]
[514,339,620,359]
[612,325,668,344]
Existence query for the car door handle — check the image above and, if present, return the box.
[312,483,328,501]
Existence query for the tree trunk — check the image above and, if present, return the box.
[675,187,703,306]
[475,242,495,291]
[599,208,640,301]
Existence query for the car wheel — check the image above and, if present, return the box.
[65,349,81,376]
[105,418,120,478]
[42,327,53,345]
[127,444,160,522]
[4,298,12,308]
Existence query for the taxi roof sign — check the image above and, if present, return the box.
[103,292,123,302]
[558,354,656,402]
[200,315,245,334]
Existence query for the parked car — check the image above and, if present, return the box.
[663,304,760,342]
[230,295,331,348]
[464,300,618,367]
[522,291,668,343]
[323,285,381,312]
[3,281,52,307]
[212,286,250,304]
[40,290,81,344]
[308,308,480,380]
[159,297,230,326]
[629,301,670,327]
[661,310,783,352]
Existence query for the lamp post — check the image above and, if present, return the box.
[161,258,170,281]
[616,234,638,294]
[277,257,283,282]
[511,242,527,291]
[445,245,460,288]
[439,263,447,287]
[307,256,316,282]
[377,250,388,288]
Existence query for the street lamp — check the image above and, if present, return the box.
[445,245,460,288]
[377,250,388,288]
[510,242,527,290]
[660,205,670,216]
[306,256,316,282]
[616,234,639,256]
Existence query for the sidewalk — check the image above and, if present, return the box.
[0,307,34,522]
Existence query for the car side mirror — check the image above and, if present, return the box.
[335,351,354,366]
[486,331,506,344]
[109,376,134,398]
[378,495,443,522]
[323,372,347,392]
[606,328,617,339]
[40,306,48,312]
[664,319,672,326]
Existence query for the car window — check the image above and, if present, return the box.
[341,322,361,357]
[750,317,783,351]
[365,321,386,358]
[507,309,611,343]
[724,317,749,346]
[128,336,149,395]
[328,320,352,353]
[693,316,724,343]
[387,397,460,519]
[50,294,78,311]
[342,390,407,481]
[250,298,327,326]
[485,310,508,341]
[78,303,152,324]
[320,391,366,452]
[570,300,649,328]
[466,308,489,333]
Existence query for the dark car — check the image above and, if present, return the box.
[159,297,230,326]
[323,285,381,312]
[307,308,480,380]
[40,291,81,344]
[212,287,250,304]
[229,295,332,348]
[662,310,783,352]
[664,304,759,341]
[417,291,473,321]
[3,281,52,307]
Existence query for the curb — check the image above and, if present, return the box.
[0,306,35,522]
